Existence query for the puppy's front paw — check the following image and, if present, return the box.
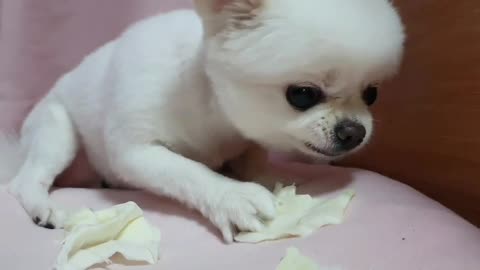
[209,182,276,243]
[8,183,68,229]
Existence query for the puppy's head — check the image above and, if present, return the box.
[196,0,405,161]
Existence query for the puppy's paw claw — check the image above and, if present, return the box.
[209,182,276,243]
[43,223,55,230]
[30,206,66,229]
[33,216,41,225]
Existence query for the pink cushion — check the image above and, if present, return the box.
[2,164,479,270]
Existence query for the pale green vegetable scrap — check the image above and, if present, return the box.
[55,202,161,270]
[235,184,355,243]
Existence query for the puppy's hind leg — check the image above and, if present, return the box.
[8,95,78,229]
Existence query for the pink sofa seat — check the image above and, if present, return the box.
[1,164,479,270]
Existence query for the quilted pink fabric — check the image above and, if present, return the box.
[0,1,479,269]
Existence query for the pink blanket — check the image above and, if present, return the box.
[1,1,479,269]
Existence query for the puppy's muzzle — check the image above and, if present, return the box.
[334,120,366,151]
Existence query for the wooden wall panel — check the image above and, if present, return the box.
[340,0,480,225]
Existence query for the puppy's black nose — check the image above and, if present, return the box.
[334,120,366,151]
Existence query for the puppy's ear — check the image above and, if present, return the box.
[194,0,264,35]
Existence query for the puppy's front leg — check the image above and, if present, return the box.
[109,144,275,243]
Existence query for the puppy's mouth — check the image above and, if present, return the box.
[303,142,340,157]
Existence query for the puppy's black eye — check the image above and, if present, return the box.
[362,85,378,106]
[286,85,325,111]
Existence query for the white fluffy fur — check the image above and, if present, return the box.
[1,0,404,243]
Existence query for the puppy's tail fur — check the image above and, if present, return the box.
[0,133,25,184]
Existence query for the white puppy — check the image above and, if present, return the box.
[1,0,404,243]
